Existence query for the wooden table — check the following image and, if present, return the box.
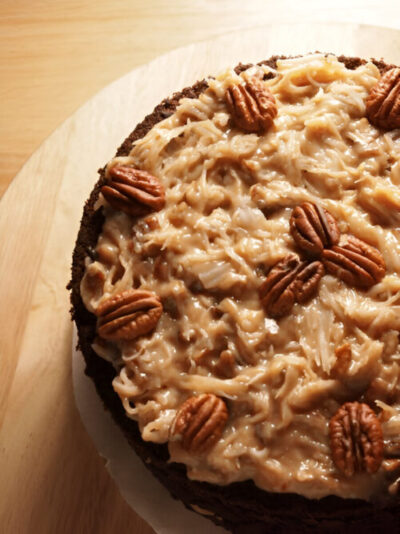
[1,3,400,533]
[2,0,400,198]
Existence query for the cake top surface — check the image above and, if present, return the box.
[80,54,400,500]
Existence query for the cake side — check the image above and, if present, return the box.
[68,54,400,532]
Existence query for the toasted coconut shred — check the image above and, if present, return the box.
[81,54,400,500]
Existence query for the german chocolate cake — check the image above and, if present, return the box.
[69,54,400,532]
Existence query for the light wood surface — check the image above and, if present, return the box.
[1,19,400,534]
[2,0,400,198]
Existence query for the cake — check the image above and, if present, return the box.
[68,54,400,532]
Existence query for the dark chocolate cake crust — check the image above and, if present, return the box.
[68,55,399,533]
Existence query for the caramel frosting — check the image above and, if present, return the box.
[80,54,400,500]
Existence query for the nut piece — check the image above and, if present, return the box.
[215,350,236,378]
[366,68,400,130]
[226,77,277,133]
[322,234,386,289]
[259,254,324,318]
[331,343,352,378]
[101,165,165,216]
[290,202,340,257]
[97,289,162,341]
[171,394,228,452]
[329,401,383,477]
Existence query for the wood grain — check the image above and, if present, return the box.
[2,0,400,198]
[1,20,400,534]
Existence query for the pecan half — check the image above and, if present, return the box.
[290,202,340,257]
[259,254,324,318]
[322,234,385,288]
[226,77,277,133]
[366,68,400,130]
[329,402,383,477]
[96,289,162,341]
[171,394,228,452]
[101,165,165,216]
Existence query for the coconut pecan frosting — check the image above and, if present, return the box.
[79,54,400,501]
